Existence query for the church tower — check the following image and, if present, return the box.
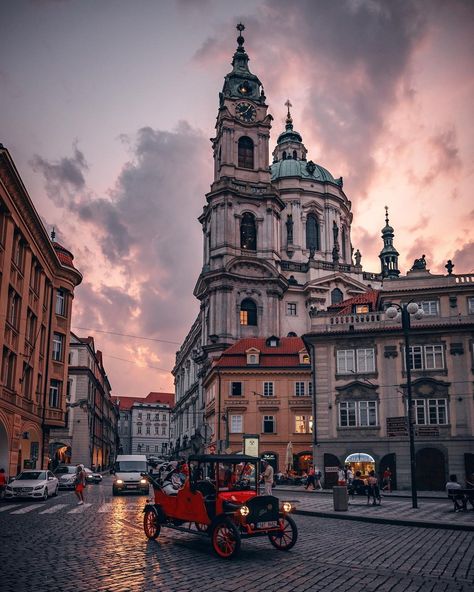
[379,206,400,278]
[194,25,287,355]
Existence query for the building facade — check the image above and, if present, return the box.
[49,333,119,470]
[203,336,313,473]
[116,392,174,458]
[303,265,474,490]
[172,26,380,456]
[0,144,82,476]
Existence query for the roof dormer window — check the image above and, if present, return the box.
[299,349,310,365]
[266,336,279,348]
[246,348,260,365]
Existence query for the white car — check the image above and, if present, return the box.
[5,469,59,501]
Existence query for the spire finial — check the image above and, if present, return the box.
[51,227,56,241]
[285,98,293,123]
[384,205,389,226]
[236,23,245,49]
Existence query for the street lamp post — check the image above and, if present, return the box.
[386,301,424,509]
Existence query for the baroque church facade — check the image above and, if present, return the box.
[171,26,384,457]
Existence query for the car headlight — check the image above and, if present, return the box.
[140,479,147,484]
[282,502,292,513]
[116,479,123,484]
[34,484,45,490]
[239,505,250,516]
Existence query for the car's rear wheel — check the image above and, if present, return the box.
[211,519,241,559]
[268,515,298,551]
[53,486,58,497]
[143,508,161,540]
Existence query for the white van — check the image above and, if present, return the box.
[112,454,149,495]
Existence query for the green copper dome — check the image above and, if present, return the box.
[271,158,343,186]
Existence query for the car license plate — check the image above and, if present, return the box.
[257,520,278,529]
[127,485,137,489]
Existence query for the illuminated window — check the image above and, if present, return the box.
[240,299,257,325]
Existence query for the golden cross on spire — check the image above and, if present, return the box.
[285,99,292,116]
[385,205,389,224]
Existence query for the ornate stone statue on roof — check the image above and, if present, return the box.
[411,254,427,270]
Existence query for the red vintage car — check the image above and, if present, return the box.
[142,454,298,559]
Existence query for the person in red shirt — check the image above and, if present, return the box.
[0,468,7,500]
[382,468,392,493]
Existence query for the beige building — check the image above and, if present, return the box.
[49,333,119,471]
[303,265,474,490]
[0,143,82,476]
[203,336,313,473]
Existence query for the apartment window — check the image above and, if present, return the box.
[7,289,21,329]
[146,413,151,420]
[145,445,149,452]
[27,311,37,344]
[355,304,369,314]
[414,399,448,425]
[295,382,305,396]
[162,414,166,421]
[308,382,313,396]
[230,414,243,433]
[419,300,438,316]
[295,415,312,434]
[137,425,142,435]
[49,379,61,408]
[138,412,142,419]
[337,348,375,374]
[263,415,275,433]
[263,382,274,397]
[287,302,297,316]
[405,345,444,370]
[155,413,159,420]
[231,382,243,396]
[468,297,474,315]
[339,401,377,427]
[52,333,64,362]
[155,425,159,435]
[162,425,166,435]
[22,363,33,399]
[155,445,159,453]
[146,426,150,435]
[55,289,66,316]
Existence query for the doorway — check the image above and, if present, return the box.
[415,447,446,491]
[379,453,397,491]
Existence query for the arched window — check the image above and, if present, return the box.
[240,299,257,326]
[306,214,320,251]
[240,212,257,251]
[238,136,254,169]
[331,288,343,304]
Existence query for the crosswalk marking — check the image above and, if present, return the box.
[68,502,92,514]
[0,504,20,512]
[39,503,69,514]
[11,504,42,514]
[98,503,114,513]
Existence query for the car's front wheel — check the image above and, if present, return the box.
[143,509,161,540]
[42,489,48,501]
[211,518,241,559]
[268,515,298,551]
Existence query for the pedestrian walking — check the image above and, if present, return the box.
[367,470,381,505]
[74,464,86,505]
[305,465,316,490]
[314,468,323,490]
[382,467,392,492]
[446,474,466,512]
[0,468,7,500]
[260,460,274,496]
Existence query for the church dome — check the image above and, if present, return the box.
[271,158,342,186]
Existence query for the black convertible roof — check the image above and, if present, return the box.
[188,454,259,463]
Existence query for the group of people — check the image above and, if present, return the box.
[338,465,391,506]
[304,465,323,491]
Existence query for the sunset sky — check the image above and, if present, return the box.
[1,0,473,397]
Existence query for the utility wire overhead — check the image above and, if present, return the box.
[71,325,181,345]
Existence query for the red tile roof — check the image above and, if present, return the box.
[328,290,380,315]
[214,337,310,369]
[115,391,174,410]
[52,241,77,270]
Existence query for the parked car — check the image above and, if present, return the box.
[143,454,298,559]
[54,465,77,490]
[5,470,58,501]
[84,467,102,484]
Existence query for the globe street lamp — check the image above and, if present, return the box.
[385,301,424,509]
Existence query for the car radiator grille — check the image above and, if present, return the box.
[247,496,279,524]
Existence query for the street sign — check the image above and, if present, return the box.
[243,434,259,457]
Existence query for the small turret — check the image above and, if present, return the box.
[272,100,307,162]
[379,206,400,278]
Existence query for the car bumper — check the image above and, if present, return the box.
[113,483,149,494]
[58,483,76,490]
[5,490,46,499]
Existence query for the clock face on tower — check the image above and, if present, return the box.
[236,102,257,122]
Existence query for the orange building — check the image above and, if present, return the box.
[203,336,313,473]
[0,144,82,476]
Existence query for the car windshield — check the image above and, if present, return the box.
[54,466,76,474]
[115,461,147,472]
[16,471,46,481]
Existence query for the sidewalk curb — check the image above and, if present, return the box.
[294,508,474,532]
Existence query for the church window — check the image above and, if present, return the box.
[282,151,287,160]
[306,214,320,251]
[241,212,257,251]
[240,299,257,326]
[238,136,254,169]
[331,288,343,304]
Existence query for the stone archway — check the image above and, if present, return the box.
[416,447,446,491]
[0,420,9,475]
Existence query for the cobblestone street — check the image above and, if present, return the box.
[1,476,473,592]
